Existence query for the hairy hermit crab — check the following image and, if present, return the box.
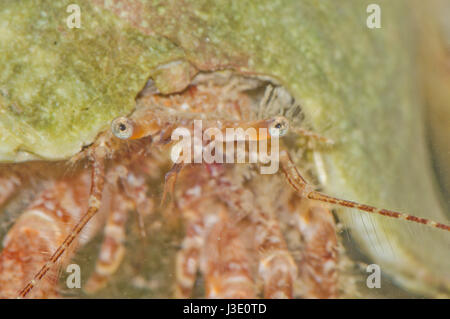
[0,0,449,298]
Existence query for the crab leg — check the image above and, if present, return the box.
[84,165,154,293]
[202,210,256,299]
[206,168,297,298]
[84,190,132,293]
[19,151,106,298]
[174,208,205,298]
[121,170,154,238]
[216,177,297,298]
[213,174,297,298]
[173,166,211,298]
[161,163,185,205]
[252,208,297,299]
[294,200,338,298]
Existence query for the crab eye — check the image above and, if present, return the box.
[269,116,289,137]
[112,117,134,139]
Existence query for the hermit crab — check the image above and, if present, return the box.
[0,0,449,298]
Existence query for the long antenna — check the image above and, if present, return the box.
[307,191,450,231]
[280,150,450,232]
[18,154,106,298]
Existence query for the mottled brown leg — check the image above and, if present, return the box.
[174,209,205,298]
[295,200,338,298]
[84,162,154,293]
[252,209,297,299]
[84,190,132,293]
[202,210,256,299]
[161,163,184,205]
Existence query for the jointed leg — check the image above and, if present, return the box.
[84,161,155,293]
[84,190,132,293]
[161,163,185,206]
[174,166,218,298]
[252,208,297,299]
[174,209,205,298]
[293,199,338,298]
[209,167,297,298]
[19,149,106,298]
[202,210,256,299]
[121,169,154,238]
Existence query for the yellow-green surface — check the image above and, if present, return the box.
[0,0,184,161]
[0,0,448,296]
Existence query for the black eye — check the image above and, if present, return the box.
[269,116,289,137]
[112,117,134,139]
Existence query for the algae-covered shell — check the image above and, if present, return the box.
[0,0,448,296]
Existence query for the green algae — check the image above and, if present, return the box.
[0,0,184,161]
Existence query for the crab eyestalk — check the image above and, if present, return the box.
[112,115,163,140]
